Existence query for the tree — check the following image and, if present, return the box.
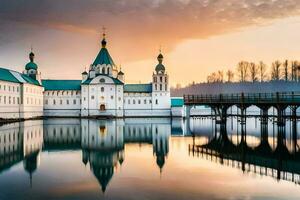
[226,70,234,82]
[249,62,259,82]
[291,61,298,82]
[258,61,268,82]
[282,60,289,81]
[217,70,224,83]
[237,61,249,82]
[271,61,281,81]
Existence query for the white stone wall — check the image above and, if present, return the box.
[81,75,123,117]
[0,81,43,119]
[21,83,44,119]
[43,90,81,117]
[0,80,21,119]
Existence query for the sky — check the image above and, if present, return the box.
[1,0,300,86]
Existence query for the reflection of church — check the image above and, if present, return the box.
[0,118,172,192]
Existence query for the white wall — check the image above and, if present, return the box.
[44,90,81,117]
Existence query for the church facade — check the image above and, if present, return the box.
[0,34,171,119]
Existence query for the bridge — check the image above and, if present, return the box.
[184,92,300,125]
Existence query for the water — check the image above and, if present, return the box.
[0,117,300,200]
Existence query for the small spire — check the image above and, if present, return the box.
[101,26,107,48]
[29,46,35,62]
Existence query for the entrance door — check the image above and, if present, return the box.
[100,104,106,111]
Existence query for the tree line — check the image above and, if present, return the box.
[206,60,300,83]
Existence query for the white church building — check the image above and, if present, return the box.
[0,34,171,119]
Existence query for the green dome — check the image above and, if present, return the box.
[155,63,165,72]
[25,62,38,70]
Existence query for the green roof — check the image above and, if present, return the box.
[92,47,115,66]
[0,67,41,86]
[25,62,38,70]
[0,68,20,83]
[82,75,123,85]
[155,64,165,72]
[124,84,152,93]
[42,80,81,91]
[171,98,184,107]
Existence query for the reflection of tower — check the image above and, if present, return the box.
[23,151,39,188]
[81,119,124,193]
[152,124,170,174]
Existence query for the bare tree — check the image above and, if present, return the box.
[249,62,259,82]
[291,61,298,82]
[271,61,282,81]
[237,61,249,82]
[258,61,268,82]
[282,60,289,81]
[217,70,224,83]
[226,70,234,82]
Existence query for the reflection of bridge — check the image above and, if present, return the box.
[189,119,300,184]
[184,92,300,125]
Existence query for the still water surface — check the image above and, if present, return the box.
[0,117,300,200]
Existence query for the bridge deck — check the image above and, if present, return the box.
[184,92,300,106]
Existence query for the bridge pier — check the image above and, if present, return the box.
[276,106,287,127]
[212,105,228,125]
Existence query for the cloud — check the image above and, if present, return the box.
[1,0,300,78]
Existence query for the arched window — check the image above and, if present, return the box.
[155,99,158,105]
[101,87,104,92]
[107,68,110,74]
[100,78,105,83]
[160,84,162,91]
[102,67,105,74]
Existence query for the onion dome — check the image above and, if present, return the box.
[25,52,38,70]
[155,53,165,73]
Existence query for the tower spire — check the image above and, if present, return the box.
[101,26,107,48]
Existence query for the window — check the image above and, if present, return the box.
[144,99,147,104]
[91,96,95,100]
[45,100,48,105]
[160,77,163,82]
[60,100,63,105]
[160,84,162,91]
[156,99,158,105]
[66,100,69,105]
[133,100,136,104]
[100,78,105,83]
[138,100,141,104]
[73,99,76,105]
[154,77,157,82]
[128,99,130,104]
[165,77,167,82]
[53,99,56,105]
[155,84,157,90]
[149,100,152,104]
[101,87,104,92]
[111,95,114,100]
[118,97,121,101]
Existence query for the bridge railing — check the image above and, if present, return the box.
[184,92,300,104]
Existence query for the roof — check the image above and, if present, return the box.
[0,67,40,86]
[92,47,115,66]
[25,62,38,70]
[171,98,184,107]
[82,75,123,85]
[124,84,152,93]
[42,80,81,91]
[155,63,165,72]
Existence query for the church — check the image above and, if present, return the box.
[0,33,171,119]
